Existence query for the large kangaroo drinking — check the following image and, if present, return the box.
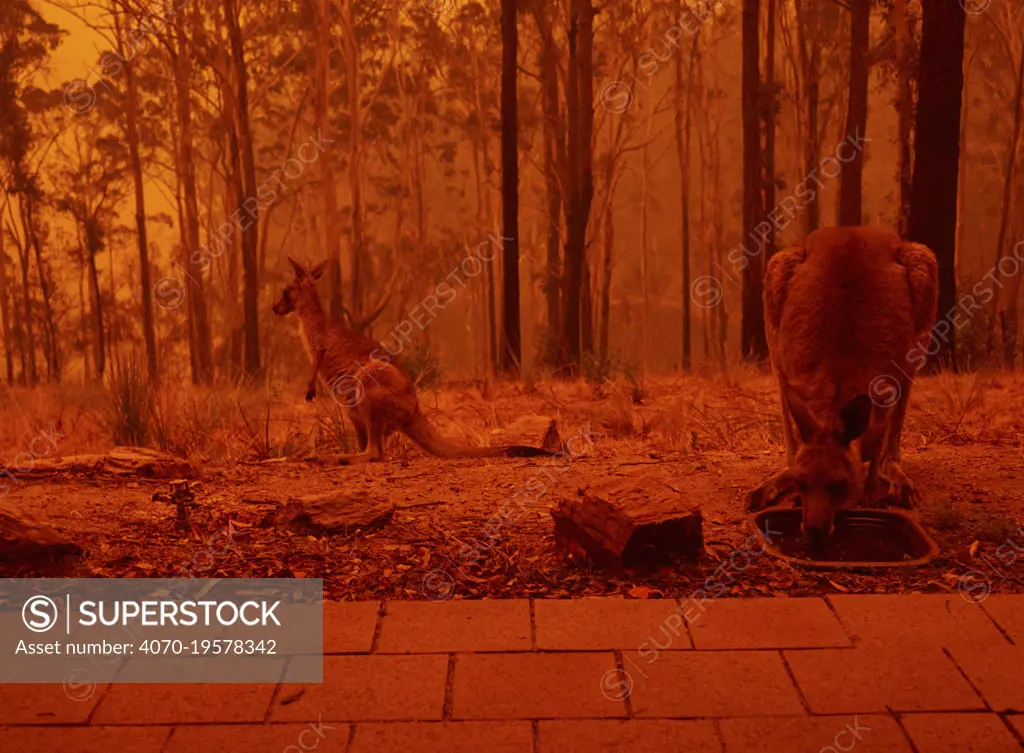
[272,258,554,464]
[746,227,938,543]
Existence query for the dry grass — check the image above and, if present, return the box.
[1,367,1022,468]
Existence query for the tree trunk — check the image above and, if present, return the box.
[84,219,105,380]
[908,0,965,369]
[174,5,213,385]
[796,0,821,235]
[741,0,766,360]
[989,22,1024,366]
[893,0,913,236]
[839,0,870,226]
[764,0,777,254]
[640,104,652,376]
[15,232,36,385]
[0,233,12,384]
[24,196,58,381]
[679,33,699,371]
[311,0,344,326]
[535,5,563,359]
[599,192,613,362]
[499,0,521,373]
[225,0,261,378]
[562,0,595,370]
[343,0,363,317]
[119,23,157,381]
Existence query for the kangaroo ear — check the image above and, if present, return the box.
[309,261,329,281]
[288,257,306,278]
[783,382,821,444]
[836,393,873,445]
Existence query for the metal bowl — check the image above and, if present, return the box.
[748,507,939,569]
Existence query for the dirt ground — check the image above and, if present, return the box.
[2,370,1023,599]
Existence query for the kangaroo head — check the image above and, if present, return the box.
[273,257,328,316]
[784,384,873,545]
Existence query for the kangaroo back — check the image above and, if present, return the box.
[767,226,937,415]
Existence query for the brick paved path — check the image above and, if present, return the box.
[2,594,1022,752]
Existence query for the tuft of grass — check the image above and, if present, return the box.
[926,497,968,532]
[399,337,443,390]
[975,512,1020,544]
[103,358,153,447]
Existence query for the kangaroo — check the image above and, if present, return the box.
[746,226,938,544]
[272,258,555,464]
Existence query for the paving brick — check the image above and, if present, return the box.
[0,682,105,724]
[378,600,530,653]
[0,726,170,753]
[452,652,624,719]
[166,723,350,752]
[324,600,380,653]
[686,597,850,649]
[539,720,722,752]
[827,594,1007,649]
[351,722,533,753]
[981,595,1024,644]
[535,598,691,651]
[719,715,910,753]
[1008,715,1024,738]
[785,648,984,713]
[901,713,1022,753]
[270,655,447,722]
[628,650,804,718]
[93,683,277,724]
[948,644,1024,712]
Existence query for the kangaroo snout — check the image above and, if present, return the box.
[801,501,836,545]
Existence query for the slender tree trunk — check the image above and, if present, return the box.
[175,6,213,385]
[987,25,1024,365]
[535,6,562,359]
[116,8,157,382]
[599,189,613,362]
[893,0,913,236]
[11,245,27,385]
[678,32,699,371]
[796,0,821,235]
[84,219,105,380]
[764,0,777,257]
[343,0,363,317]
[741,0,766,360]
[0,233,12,384]
[839,0,870,226]
[562,0,595,369]
[499,0,521,372]
[225,0,261,377]
[640,105,652,375]
[15,233,36,385]
[311,0,344,325]
[25,197,58,380]
[908,0,966,369]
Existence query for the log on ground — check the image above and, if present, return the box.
[552,474,703,571]
[263,490,395,535]
[0,504,82,570]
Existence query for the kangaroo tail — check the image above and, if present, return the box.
[403,413,555,459]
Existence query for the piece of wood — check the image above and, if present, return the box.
[19,447,197,480]
[490,416,562,452]
[0,503,81,570]
[551,474,703,571]
[262,490,395,535]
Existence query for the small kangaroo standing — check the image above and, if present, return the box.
[746,226,938,543]
[272,258,554,464]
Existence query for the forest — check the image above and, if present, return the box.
[0,0,1022,596]
[0,0,1020,389]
